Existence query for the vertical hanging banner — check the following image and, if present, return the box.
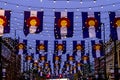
[81,53,90,64]
[53,54,61,64]
[67,54,75,65]
[54,40,66,55]
[54,12,74,39]
[73,40,85,58]
[76,61,82,71]
[39,54,47,63]
[91,40,104,58]
[109,12,120,40]
[0,10,11,36]
[36,40,48,54]
[16,40,27,55]
[82,12,101,39]
[24,11,43,36]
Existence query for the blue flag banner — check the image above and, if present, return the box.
[81,53,90,64]
[0,10,11,36]
[53,54,61,64]
[54,40,66,55]
[82,12,101,39]
[36,40,48,54]
[54,12,73,39]
[91,40,104,58]
[66,54,75,65]
[73,40,85,58]
[109,12,120,40]
[24,11,43,36]
[16,40,27,55]
[39,54,47,63]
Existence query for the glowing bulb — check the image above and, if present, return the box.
[93,0,96,3]
[67,0,69,3]
[16,5,19,8]
[89,7,92,10]
[53,0,56,3]
[80,1,83,4]
[65,8,67,12]
[77,8,79,11]
[40,0,42,2]
[101,5,103,8]
[112,4,115,7]
[41,8,43,11]
[4,2,7,5]
[53,8,55,11]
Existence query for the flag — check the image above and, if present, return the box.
[81,53,90,64]
[54,40,66,55]
[54,12,73,39]
[67,54,75,65]
[82,12,101,38]
[73,40,85,57]
[0,10,11,36]
[36,40,48,54]
[53,54,61,64]
[91,40,104,58]
[16,40,27,55]
[109,12,120,40]
[39,54,47,63]
[64,61,70,73]
[24,11,43,36]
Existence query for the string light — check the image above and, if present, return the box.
[41,8,43,11]
[40,0,43,2]
[16,5,19,8]
[53,8,55,12]
[76,8,79,11]
[1,0,120,11]
[67,0,70,3]
[53,0,56,3]
[112,4,115,7]
[80,0,83,4]
[89,7,92,10]
[4,2,7,5]
[28,7,31,10]
[65,8,67,12]
[93,0,96,3]
[101,5,103,8]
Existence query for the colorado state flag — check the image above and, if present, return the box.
[91,40,104,58]
[16,39,27,55]
[54,12,73,39]
[82,12,101,39]
[109,12,120,40]
[36,40,48,54]
[54,40,66,55]
[73,40,85,57]
[24,11,43,36]
[0,10,11,36]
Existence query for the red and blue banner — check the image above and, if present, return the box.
[16,39,27,55]
[91,40,104,58]
[54,40,66,55]
[53,54,61,64]
[36,40,48,54]
[0,10,11,36]
[24,11,43,36]
[82,12,101,39]
[109,12,120,40]
[54,12,73,39]
[81,53,90,64]
[73,40,85,57]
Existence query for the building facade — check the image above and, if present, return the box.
[1,37,21,80]
[94,39,120,80]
